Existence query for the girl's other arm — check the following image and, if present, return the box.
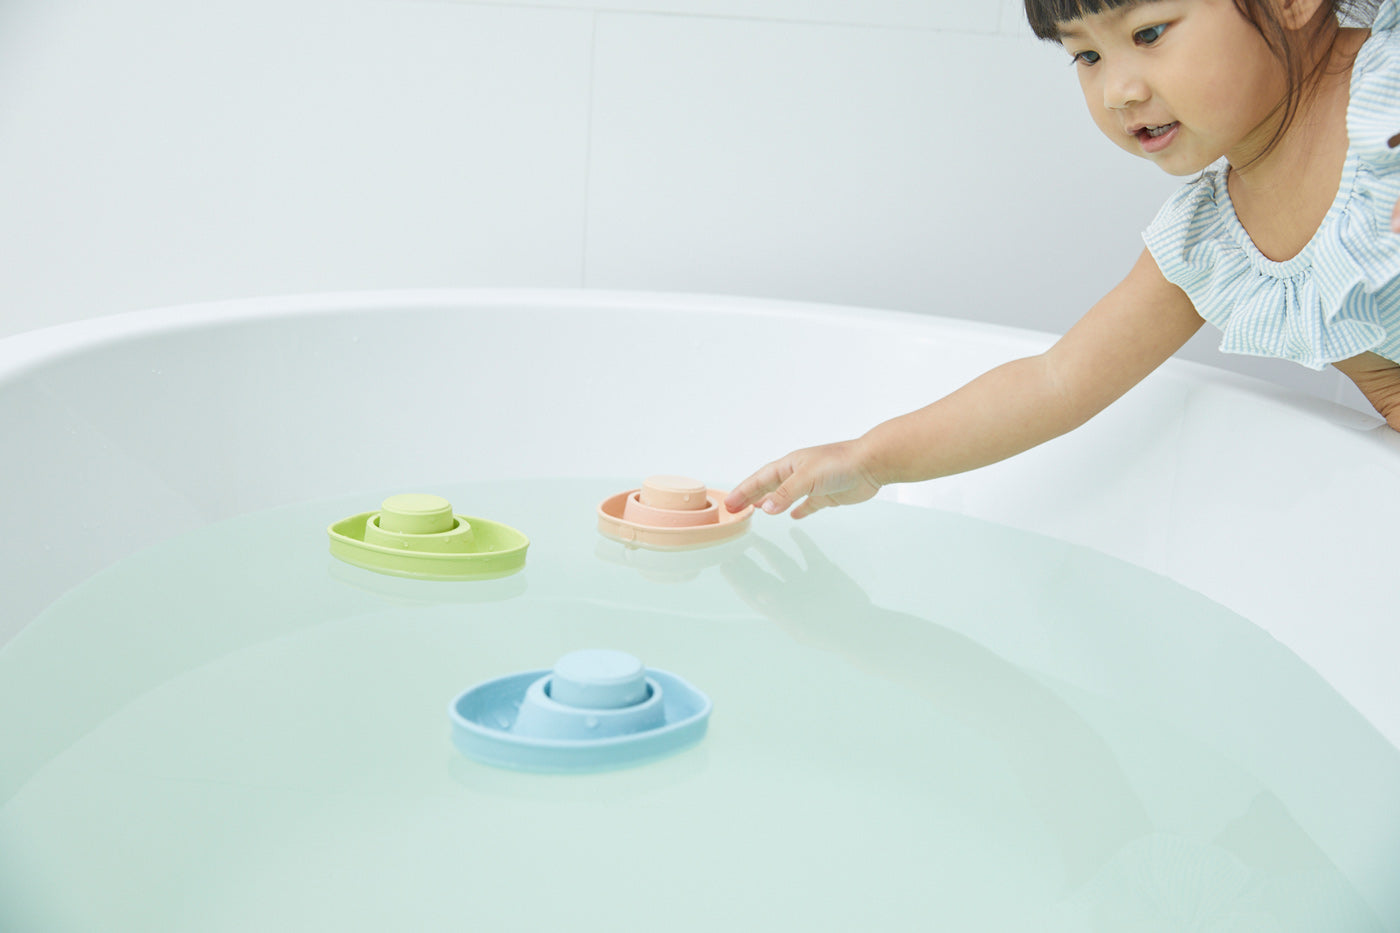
[727,248,1204,518]
[1390,134,1399,232]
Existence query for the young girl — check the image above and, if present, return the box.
[726,0,1400,521]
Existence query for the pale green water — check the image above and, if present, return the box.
[1,478,1396,932]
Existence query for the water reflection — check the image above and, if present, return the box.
[2,480,1395,931]
[720,528,1391,930]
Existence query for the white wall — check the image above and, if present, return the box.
[0,0,1367,408]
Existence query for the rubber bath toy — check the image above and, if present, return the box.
[449,649,712,773]
[597,475,752,549]
[328,493,528,580]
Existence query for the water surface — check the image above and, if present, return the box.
[2,479,1395,931]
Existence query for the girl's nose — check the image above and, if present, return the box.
[1103,62,1149,110]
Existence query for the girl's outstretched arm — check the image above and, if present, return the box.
[726,248,1205,519]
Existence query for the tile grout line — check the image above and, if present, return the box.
[580,11,599,288]
[400,0,1004,37]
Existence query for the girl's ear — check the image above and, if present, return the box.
[1275,0,1328,30]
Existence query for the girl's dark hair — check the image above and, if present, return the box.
[1024,0,1380,165]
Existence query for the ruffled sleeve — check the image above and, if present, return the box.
[1331,0,1400,287]
[1140,2,1400,370]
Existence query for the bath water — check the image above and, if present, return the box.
[1,478,1396,932]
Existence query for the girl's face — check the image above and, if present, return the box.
[1058,0,1289,175]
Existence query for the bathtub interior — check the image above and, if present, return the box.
[4,474,1398,929]
[2,290,1399,928]
[5,291,1398,729]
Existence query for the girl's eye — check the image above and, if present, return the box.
[1134,23,1167,44]
[1070,49,1101,66]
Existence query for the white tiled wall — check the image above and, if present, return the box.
[584,17,1130,323]
[0,0,1366,407]
[420,0,1002,33]
[0,0,594,333]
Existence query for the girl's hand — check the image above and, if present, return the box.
[724,439,882,519]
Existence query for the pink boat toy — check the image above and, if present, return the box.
[597,475,753,549]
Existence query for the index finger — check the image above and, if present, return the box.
[725,459,791,513]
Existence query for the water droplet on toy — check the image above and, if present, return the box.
[585,716,600,729]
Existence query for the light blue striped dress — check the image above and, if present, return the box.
[1142,0,1400,369]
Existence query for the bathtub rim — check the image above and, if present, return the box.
[2,286,1389,431]
[3,287,1398,753]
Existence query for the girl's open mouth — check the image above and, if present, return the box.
[1136,122,1180,152]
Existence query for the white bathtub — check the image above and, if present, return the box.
[5,289,1398,733]
[2,290,1398,928]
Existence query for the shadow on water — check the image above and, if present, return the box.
[719,524,1398,931]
